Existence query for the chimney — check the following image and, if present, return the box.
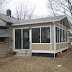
[6,9,11,17]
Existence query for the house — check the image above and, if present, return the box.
[0,10,19,58]
[0,10,71,57]
[68,29,72,49]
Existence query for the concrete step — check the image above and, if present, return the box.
[15,49,32,57]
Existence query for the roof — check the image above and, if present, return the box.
[12,15,66,26]
[0,14,19,24]
[0,29,10,37]
[0,14,70,29]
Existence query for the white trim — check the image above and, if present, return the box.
[32,50,54,53]
[31,25,50,28]
[32,47,68,54]
[50,23,52,50]
[29,28,32,50]
[67,31,68,47]
[31,43,51,44]
[21,29,23,49]
[55,47,68,53]
[59,24,60,50]
[40,27,41,43]
[54,24,56,53]
[54,24,56,57]
[56,42,68,44]
[14,27,30,29]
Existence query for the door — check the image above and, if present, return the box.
[15,29,21,49]
[23,29,29,49]
[15,29,30,49]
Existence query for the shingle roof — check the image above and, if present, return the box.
[12,15,66,26]
[0,14,69,29]
[0,14,19,24]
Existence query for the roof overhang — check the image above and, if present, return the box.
[12,15,70,29]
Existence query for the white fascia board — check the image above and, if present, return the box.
[12,20,58,26]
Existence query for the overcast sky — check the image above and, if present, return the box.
[5,0,48,18]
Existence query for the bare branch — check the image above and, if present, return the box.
[15,2,35,20]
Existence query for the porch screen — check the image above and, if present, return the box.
[66,31,68,42]
[32,28,40,43]
[63,30,65,42]
[15,29,21,49]
[60,29,63,42]
[41,27,50,43]
[56,27,59,43]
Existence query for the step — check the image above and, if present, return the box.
[15,49,32,57]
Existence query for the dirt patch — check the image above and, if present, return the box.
[0,52,72,72]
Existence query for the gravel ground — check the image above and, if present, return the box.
[0,52,72,72]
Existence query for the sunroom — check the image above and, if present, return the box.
[12,15,70,57]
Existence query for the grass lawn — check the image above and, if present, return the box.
[0,52,72,72]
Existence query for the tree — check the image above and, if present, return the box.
[47,0,72,23]
[15,2,35,20]
[0,0,10,12]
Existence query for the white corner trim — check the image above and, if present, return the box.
[54,24,56,53]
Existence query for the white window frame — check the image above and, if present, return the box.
[13,27,31,50]
[31,26,51,44]
[56,26,68,44]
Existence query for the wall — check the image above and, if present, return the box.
[0,38,10,58]
[0,19,9,58]
[0,20,13,58]
[68,31,72,48]
[55,22,68,52]
[0,19,6,25]
[7,25,13,53]
[13,21,68,53]
[13,22,54,53]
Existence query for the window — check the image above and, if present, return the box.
[23,29,29,49]
[60,20,62,25]
[57,28,59,42]
[63,30,66,42]
[63,21,65,26]
[56,27,59,43]
[32,27,50,43]
[56,27,67,43]
[15,29,21,49]
[60,29,63,42]
[0,37,6,43]
[32,28,40,43]
[56,27,57,43]
[41,27,50,43]
[66,31,68,42]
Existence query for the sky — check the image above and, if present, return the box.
[5,0,48,18]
